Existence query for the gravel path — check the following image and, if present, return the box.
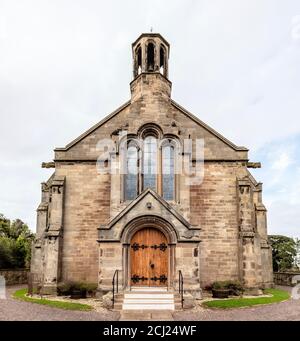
[0,286,120,321]
[1,285,299,321]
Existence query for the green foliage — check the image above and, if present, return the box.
[269,235,298,272]
[57,282,73,296]
[0,237,15,268]
[212,281,244,295]
[203,288,290,309]
[295,238,300,268]
[0,213,10,237]
[13,289,93,311]
[80,282,98,294]
[0,213,34,269]
[57,281,98,297]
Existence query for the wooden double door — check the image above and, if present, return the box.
[130,228,168,287]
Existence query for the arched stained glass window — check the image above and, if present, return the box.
[122,128,178,202]
[143,136,157,191]
[124,145,138,200]
[162,144,175,200]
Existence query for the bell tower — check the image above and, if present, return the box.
[132,33,170,78]
[130,33,171,101]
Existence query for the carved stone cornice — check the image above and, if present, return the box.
[239,231,255,239]
[260,239,270,249]
[255,203,267,212]
[37,202,48,212]
[51,176,65,187]
[45,229,62,238]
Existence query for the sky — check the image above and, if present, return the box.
[0,0,300,238]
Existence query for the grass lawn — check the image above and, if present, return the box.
[13,288,93,311]
[202,288,290,309]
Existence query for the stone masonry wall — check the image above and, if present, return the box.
[55,163,110,283]
[190,162,244,287]
[0,269,28,285]
[175,242,200,296]
[274,272,300,286]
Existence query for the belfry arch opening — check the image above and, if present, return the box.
[134,45,142,77]
[160,45,166,76]
[147,42,155,72]
[136,46,142,75]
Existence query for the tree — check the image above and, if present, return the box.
[0,213,35,269]
[295,238,300,269]
[0,237,14,268]
[0,213,10,237]
[269,235,298,272]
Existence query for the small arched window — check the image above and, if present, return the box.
[162,144,175,200]
[124,143,139,201]
[143,136,157,191]
[147,43,155,72]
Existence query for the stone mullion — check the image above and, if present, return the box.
[157,146,162,196]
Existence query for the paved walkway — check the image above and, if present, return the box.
[120,310,174,321]
[173,286,300,321]
[1,285,300,321]
[0,286,120,321]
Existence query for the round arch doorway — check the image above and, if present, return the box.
[130,227,169,287]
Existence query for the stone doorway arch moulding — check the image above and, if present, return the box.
[121,215,178,244]
[97,188,201,243]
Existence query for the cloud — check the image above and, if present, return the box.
[0,0,300,235]
[251,135,300,238]
[271,151,294,172]
[267,201,300,237]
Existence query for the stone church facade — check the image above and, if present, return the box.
[31,33,273,297]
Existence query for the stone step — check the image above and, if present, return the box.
[130,287,169,292]
[122,290,176,310]
[111,287,182,311]
[113,302,182,311]
[123,298,175,304]
[124,293,174,299]
[122,303,175,310]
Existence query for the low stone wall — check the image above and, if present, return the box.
[274,272,300,286]
[0,269,29,285]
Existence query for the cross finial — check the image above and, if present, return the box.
[150,27,153,33]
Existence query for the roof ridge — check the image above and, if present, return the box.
[54,100,131,151]
[54,98,248,154]
[171,100,248,152]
